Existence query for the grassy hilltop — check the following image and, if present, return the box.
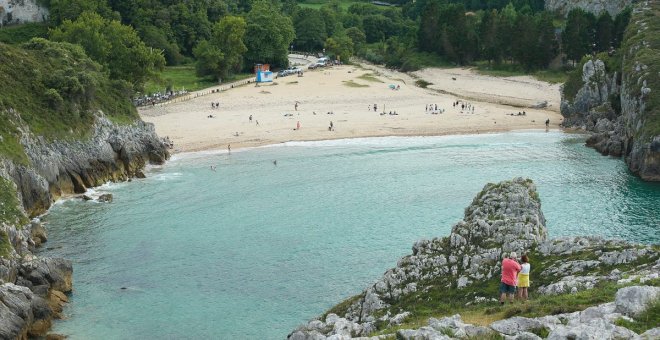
[0,39,144,232]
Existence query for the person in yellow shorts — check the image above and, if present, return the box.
[517,255,530,300]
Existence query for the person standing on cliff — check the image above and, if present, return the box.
[517,255,531,301]
[500,251,521,305]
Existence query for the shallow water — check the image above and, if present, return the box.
[41,131,660,339]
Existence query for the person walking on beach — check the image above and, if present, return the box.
[249,114,253,123]
[296,121,301,130]
[228,144,231,154]
[500,252,521,305]
[295,102,298,111]
[517,255,530,300]
[545,119,550,127]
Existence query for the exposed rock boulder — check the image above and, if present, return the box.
[614,285,660,318]
[97,193,113,203]
[0,283,53,339]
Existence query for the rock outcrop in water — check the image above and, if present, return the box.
[289,178,660,339]
[0,114,169,338]
[560,1,660,181]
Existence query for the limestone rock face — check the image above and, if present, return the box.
[614,285,660,318]
[2,116,169,216]
[0,283,53,339]
[0,0,49,26]
[544,0,633,16]
[559,1,660,181]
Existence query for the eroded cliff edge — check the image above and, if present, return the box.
[560,0,660,181]
[0,40,170,338]
[289,178,659,339]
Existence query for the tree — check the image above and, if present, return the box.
[345,27,366,51]
[43,0,117,25]
[293,8,327,51]
[479,9,500,64]
[562,8,596,64]
[243,0,295,67]
[49,11,165,89]
[613,8,631,48]
[595,12,614,52]
[324,33,354,62]
[194,16,247,80]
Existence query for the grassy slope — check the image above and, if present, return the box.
[0,23,48,44]
[324,244,660,337]
[0,177,29,259]
[0,40,139,165]
[621,2,660,141]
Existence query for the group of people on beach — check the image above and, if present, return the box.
[454,100,475,114]
[500,251,531,304]
[426,104,444,114]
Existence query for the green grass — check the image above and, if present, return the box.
[357,73,384,83]
[0,177,28,228]
[415,79,433,88]
[144,66,254,95]
[144,66,218,94]
[0,23,48,44]
[342,80,369,87]
[298,0,365,10]
[370,280,626,337]
[475,62,569,84]
[0,230,12,259]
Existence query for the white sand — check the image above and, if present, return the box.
[140,63,563,153]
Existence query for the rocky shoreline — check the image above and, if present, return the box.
[0,114,169,339]
[289,178,659,339]
[560,1,659,181]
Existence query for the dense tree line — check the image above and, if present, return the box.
[562,7,631,64]
[20,0,632,93]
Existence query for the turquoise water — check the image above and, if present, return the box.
[40,131,660,339]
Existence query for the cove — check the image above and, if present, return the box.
[40,131,660,339]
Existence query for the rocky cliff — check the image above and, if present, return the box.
[289,178,660,339]
[619,1,660,181]
[545,0,634,16]
[0,113,169,339]
[560,1,660,181]
[0,0,48,26]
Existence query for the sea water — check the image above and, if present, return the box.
[40,131,660,339]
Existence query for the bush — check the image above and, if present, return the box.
[44,88,64,110]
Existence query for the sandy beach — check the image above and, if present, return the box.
[140,61,563,153]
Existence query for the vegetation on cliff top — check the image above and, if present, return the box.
[0,40,139,165]
[0,177,29,259]
[621,1,660,140]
